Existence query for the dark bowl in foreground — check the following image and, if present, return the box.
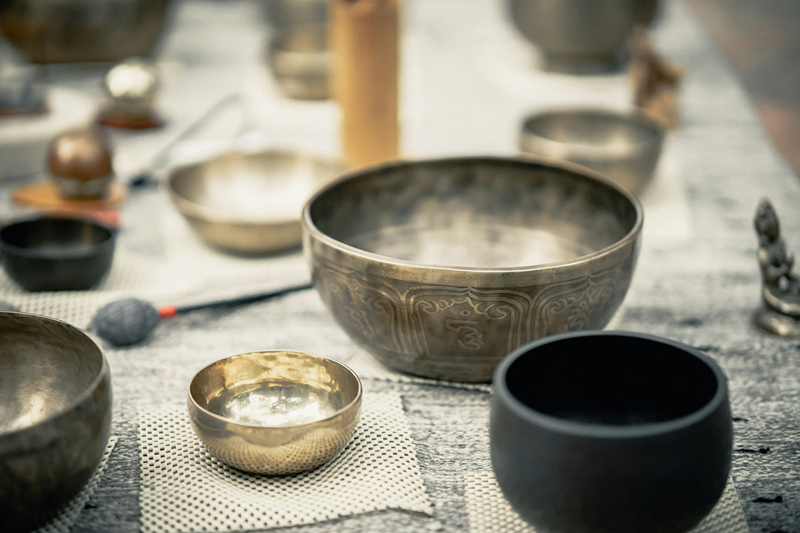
[491,331,732,533]
[0,312,112,533]
[0,215,116,291]
[302,156,643,382]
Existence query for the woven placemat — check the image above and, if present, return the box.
[138,392,432,533]
[34,436,118,533]
[465,471,749,533]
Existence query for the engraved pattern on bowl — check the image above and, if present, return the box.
[302,156,643,383]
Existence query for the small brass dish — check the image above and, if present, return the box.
[187,351,362,475]
[168,149,346,255]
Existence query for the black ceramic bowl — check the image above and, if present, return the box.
[0,216,116,291]
[491,331,732,533]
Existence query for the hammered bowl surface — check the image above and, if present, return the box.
[188,351,362,475]
[302,156,643,382]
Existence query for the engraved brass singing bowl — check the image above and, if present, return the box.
[187,351,362,475]
[302,156,643,383]
[0,312,112,533]
[168,149,347,255]
[520,108,665,193]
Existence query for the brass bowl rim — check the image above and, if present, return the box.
[0,311,109,439]
[187,350,363,429]
[520,107,665,160]
[302,155,643,274]
[167,148,348,226]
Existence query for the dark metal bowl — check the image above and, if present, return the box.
[491,331,732,533]
[0,312,112,533]
[0,215,116,291]
[302,156,643,382]
[0,0,172,64]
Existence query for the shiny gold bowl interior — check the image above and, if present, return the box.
[188,351,362,474]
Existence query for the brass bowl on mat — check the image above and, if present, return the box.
[0,312,112,533]
[302,156,643,383]
[168,149,346,255]
[520,108,665,193]
[187,351,362,475]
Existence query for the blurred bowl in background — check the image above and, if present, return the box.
[520,108,665,193]
[0,0,172,64]
[507,0,650,73]
[0,312,111,533]
[168,149,346,255]
[0,215,116,291]
[267,24,329,100]
[262,0,327,30]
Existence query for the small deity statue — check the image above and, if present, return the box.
[754,199,800,336]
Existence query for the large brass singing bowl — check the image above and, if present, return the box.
[188,351,362,475]
[168,150,346,255]
[0,313,112,533]
[520,108,665,193]
[302,156,643,383]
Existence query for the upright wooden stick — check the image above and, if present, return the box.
[331,0,400,167]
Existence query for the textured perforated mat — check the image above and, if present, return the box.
[36,436,118,533]
[138,393,432,533]
[465,472,749,533]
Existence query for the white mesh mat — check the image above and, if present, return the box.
[35,436,118,533]
[138,392,432,533]
[465,471,749,533]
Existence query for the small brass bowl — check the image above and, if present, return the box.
[0,312,112,533]
[187,351,362,475]
[168,149,346,255]
[520,108,665,193]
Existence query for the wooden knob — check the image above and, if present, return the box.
[48,129,112,182]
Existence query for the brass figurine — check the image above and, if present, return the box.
[754,199,800,336]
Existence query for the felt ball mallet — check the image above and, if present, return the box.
[92,282,312,347]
